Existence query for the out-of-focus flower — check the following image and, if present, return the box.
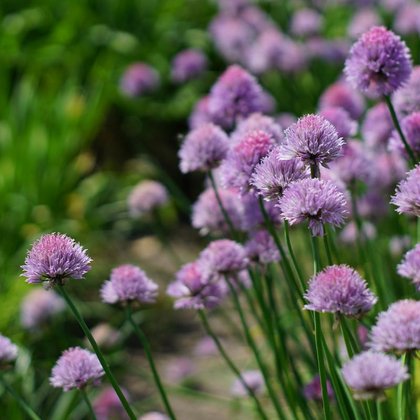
[276,113,296,129]
[93,387,129,420]
[306,38,350,63]
[303,375,334,401]
[357,191,389,219]
[362,103,393,150]
[278,114,344,169]
[319,81,365,120]
[231,370,264,397]
[192,188,244,235]
[231,113,284,144]
[88,324,122,350]
[208,65,266,128]
[179,124,229,173]
[251,147,309,201]
[391,165,420,216]
[398,244,420,291]
[348,9,381,39]
[100,264,158,305]
[290,8,323,37]
[368,151,407,190]
[331,141,373,185]
[339,221,376,245]
[21,233,92,286]
[139,412,170,420]
[0,334,18,366]
[241,193,282,230]
[120,63,159,97]
[50,347,104,391]
[319,107,357,139]
[393,67,420,117]
[221,130,277,193]
[21,289,65,330]
[193,336,218,357]
[394,3,420,35]
[189,96,212,129]
[370,300,420,352]
[171,49,207,83]
[128,181,168,218]
[279,178,348,236]
[342,351,408,400]
[164,357,195,383]
[245,229,280,264]
[357,325,369,349]
[345,26,412,98]
[389,112,420,159]
[167,262,225,310]
[199,240,249,280]
[305,265,376,317]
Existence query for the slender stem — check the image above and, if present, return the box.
[397,353,407,420]
[225,276,287,420]
[384,95,417,165]
[323,232,334,266]
[310,235,331,420]
[125,306,176,420]
[80,389,96,420]
[0,376,41,420]
[284,220,306,292]
[376,400,383,420]
[197,310,269,420]
[208,171,238,241]
[57,286,136,420]
[340,318,359,358]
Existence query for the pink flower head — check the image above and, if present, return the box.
[128,180,168,217]
[398,244,420,291]
[391,165,420,217]
[393,66,420,117]
[120,63,159,97]
[21,233,91,286]
[171,49,207,83]
[0,334,18,366]
[389,112,420,159]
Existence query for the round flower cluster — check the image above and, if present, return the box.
[398,244,420,290]
[171,49,207,83]
[391,165,420,217]
[128,180,168,217]
[120,63,159,97]
[0,334,18,366]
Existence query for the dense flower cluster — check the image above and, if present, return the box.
[0,334,18,366]
[391,165,420,216]
[398,244,420,290]
[128,180,169,217]
[120,63,159,97]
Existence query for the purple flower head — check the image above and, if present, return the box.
[331,140,373,185]
[303,375,334,401]
[179,124,229,173]
[368,151,407,190]
[278,114,344,168]
[192,187,244,235]
[140,413,169,420]
[290,8,323,38]
[393,67,420,117]
[231,370,264,397]
[370,300,420,353]
[21,233,91,286]
[339,221,376,245]
[279,178,348,236]
[93,387,130,420]
[199,240,249,280]
[319,81,365,120]
[319,107,357,139]
[221,130,277,193]
[189,96,212,130]
[128,180,168,217]
[165,357,195,383]
[100,264,158,305]
[120,63,159,97]
[21,289,65,330]
[398,244,420,291]
[348,9,381,39]
[389,112,420,159]
[171,49,207,84]
[241,193,282,230]
[245,229,280,264]
[50,347,104,391]
[167,262,225,310]
[251,147,309,201]
[391,165,420,216]
[0,334,18,366]
[305,265,377,317]
[345,26,412,98]
[394,4,420,36]
[231,113,284,144]
[362,103,393,150]
[208,65,266,128]
[342,351,409,400]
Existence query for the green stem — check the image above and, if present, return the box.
[340,318,359,359]
[197,310,269,420]
[125,306,176,420]
[323,232,334,266]
[0,376,41,420]
[397,353,407,420]
[208,171,239,241]
[57,286,136,420]
[384,95,417,166]
[284,220,306,292]
[376,400,383,420]
[80,389,96,420]
[225,276,286,420]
